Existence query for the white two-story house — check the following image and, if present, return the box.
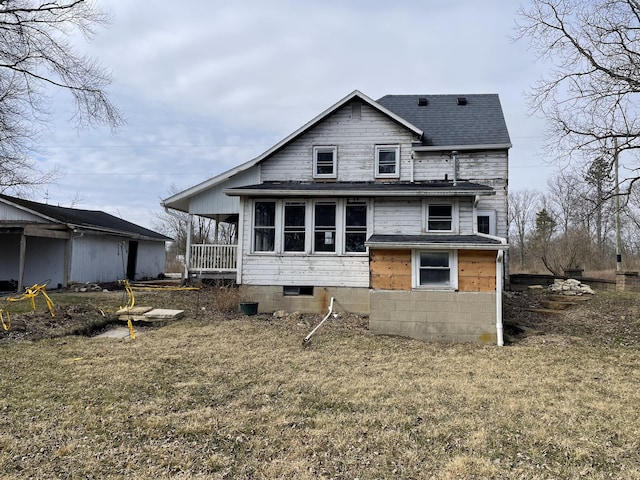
[162,90,510,344]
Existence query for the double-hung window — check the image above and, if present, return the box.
[345,201,367,253]
[283,202,306,252]
[415,251,457,288]
[253,201,276,252]
[313,146,337,178]
[427,204,454,231]
[314,202,336,252]
[375,145,400,178]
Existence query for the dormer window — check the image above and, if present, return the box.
[375,145,400,178]
[313,146,337,179]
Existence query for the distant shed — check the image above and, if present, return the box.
[0,194,171,291]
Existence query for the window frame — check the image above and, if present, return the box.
[252,200,277,253]
[425,201,458,233]
[344,200,368,254]
[375,144,400,178]
[313,201,338,253]
[412,250,458,290]
[313,146,337,179]
[283,201,307,253]
[476,209,496,235]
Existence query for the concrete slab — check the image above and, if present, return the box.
[94,327,134,340]
[144,309,184,320]
[116,306,153,315]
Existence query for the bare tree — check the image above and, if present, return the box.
[515,0,640,190]
[0,0,123,193]
[508,189,541,269]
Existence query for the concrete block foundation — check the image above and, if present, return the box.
[370,290,497,344]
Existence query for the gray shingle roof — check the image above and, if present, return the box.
[0,194,170,241]
[377,94,511,147]
[225,180,494,196]
[366,234,505,247]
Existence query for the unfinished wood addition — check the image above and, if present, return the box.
[458,250,496,292]
[370,249,411,290]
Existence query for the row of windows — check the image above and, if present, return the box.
[253,200,368,254]
[313,145,401,179]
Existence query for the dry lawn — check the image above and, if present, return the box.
[1,287,640,479]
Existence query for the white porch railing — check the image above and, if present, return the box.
[189,244,237,272]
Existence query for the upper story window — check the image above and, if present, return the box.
[253,201,276,252]
[427,203,454,231]
[284,202,306,252]
[313,146,337,179]
[375,145,400,178]
[477,210,496,235]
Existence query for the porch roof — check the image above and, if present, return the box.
[366,234,508,250]
[224,180,495,197]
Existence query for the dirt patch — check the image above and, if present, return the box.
[1,286,639,347]
[503,289,640,347]
[1,304,114,342]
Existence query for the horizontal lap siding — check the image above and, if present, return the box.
[370,249,411,290]
[261,103,418,182]
[412,151,508,183]
[373,199,422,235]
[242,254,370,287]
[458,250,497,292]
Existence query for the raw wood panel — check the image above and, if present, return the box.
[370,249,411,290]
[458,250,496,292]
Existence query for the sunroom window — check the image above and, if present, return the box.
[314,202,336,252]
[284,202,306,252]
[313,146,337,178]
[345,201,367,252]
[253,201,276,252]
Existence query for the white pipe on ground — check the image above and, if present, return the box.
[303,297,335,344]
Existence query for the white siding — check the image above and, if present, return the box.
[373,199,422,235]
[242,255,369,287]
[190,167,259,216]
[412,151,508,183]
[23,237,66,288]
[136,241,166,279]
[374,197,477,235]
[261,103,419,182]
[70,235,129,283]
[0,203,48,222]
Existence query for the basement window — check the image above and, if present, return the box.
[283,286,314,296]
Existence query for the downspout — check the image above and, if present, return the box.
[451,150,458,186]
[496,250,504,347]
[410,152,415,183]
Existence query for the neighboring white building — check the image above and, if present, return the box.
[162,90,511,344]
[0,194,170,291]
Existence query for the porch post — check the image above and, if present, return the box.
[17,232,26,292]
[214,214,220,243]
[184,213,193,281]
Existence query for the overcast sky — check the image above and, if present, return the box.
[36,0,551,231]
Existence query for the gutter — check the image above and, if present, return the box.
[224,188,495,198]
[412,143,512,152]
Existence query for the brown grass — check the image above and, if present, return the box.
[1,289,640,478]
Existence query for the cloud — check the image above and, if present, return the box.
[26,0,551,229]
